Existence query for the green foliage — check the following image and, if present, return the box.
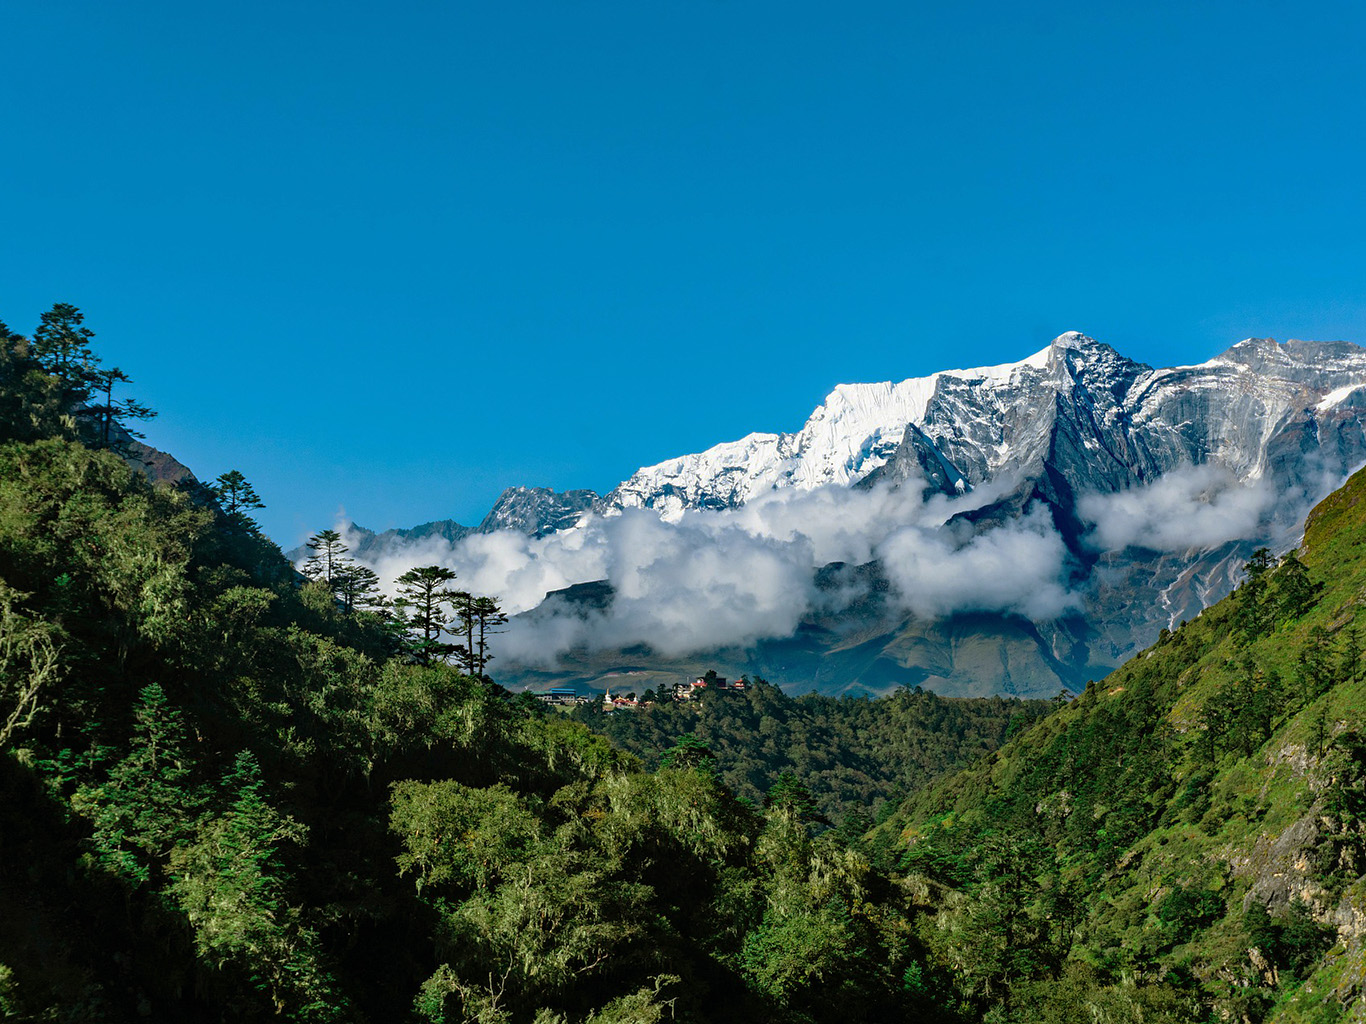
[393,564,461,664]
[873,465,1366,1020]
[576,677,1047,830]
[170,751,348,1020]
[1245,900,1334,981]
[211,469,266,533]
[1274,550,1319,621]
[657,733,716,774]
[1234,547,1277,641]
[392,780,542,893]
[1155,884,1224,945]
[75,682,207,885]
[1,305,154,448]
[0,581,63,746]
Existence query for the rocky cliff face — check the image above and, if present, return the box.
[608,332,1366,529]
[479,486,599,537]
[496,333,1366,698]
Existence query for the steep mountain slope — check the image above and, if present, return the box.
[495,334,1366,698]
[866,464,1366,1022]
[606,333,1366,527]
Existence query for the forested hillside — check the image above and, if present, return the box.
[0,309,971,1022]
[572,681,1050,829]
[11,303,1366,1023]
[869,466,1366,1022]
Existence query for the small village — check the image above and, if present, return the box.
[533,671,747,711]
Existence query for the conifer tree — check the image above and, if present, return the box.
[764,771,827,825]
[1274,550,1318,621]
[5,304,155,445]
[1234,547,1276,640]
[211,470,266,531]
[86,365,155,449]
[333,561,385,614]
[80,682,206,885]
[303,529,349,589]
[395,565,460,665]
[1298,625,1335,704]
[31,302,96,381]
[171,750,345,1019]
[450,590,477,674]
[1341,618,1362,685]
[472,595,507,675]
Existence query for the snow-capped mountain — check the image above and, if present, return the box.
[356,331,1366,699]
[602,348,1052,517]
[492,332,1366,698]
[601,332,1366,526]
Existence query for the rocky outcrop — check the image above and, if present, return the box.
[479,486,598,537]
[606,333,1366,526]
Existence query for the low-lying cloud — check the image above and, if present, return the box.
[328,456,1355,669]
[331,470,1079,667]
[1078,464,1276,552]
[878,507,1078,620]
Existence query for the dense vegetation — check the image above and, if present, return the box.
[571,681,1051,829]
[869,480,1366,1021]
[0,307,956,1022]
[8,303,1366,1022]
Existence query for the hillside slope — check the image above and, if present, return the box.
[570,678,1052,826]
[869,465,1366,1022]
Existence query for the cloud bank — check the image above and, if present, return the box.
[329,456,1356,669]
[1078,464,1276,552]
[333,470,1080,667]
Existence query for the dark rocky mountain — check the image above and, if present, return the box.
[335,333,1366,699]
[478,486,599,536]
[497,334,1366,698]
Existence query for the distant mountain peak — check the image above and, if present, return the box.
[480,486,599,537]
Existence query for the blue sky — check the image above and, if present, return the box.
[4,1,1365,545]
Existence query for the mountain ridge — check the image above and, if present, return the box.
[323,332,1366,699]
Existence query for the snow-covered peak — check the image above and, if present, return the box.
[602,331,1366,520]
[1318,382,1366,413]
[608,344,1063,515]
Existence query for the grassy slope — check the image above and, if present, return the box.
[873,465,1366,1022]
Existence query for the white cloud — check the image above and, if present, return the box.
[324,468,1083,666]
[876,506,1078,620]
[303,453,1366,671]
[1078,464,1275,552]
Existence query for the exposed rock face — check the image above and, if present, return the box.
[479,486,599,537]
[606,332,1366,530]
[500,333,1366,698]
[339,519,476,564]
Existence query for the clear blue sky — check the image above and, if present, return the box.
[4,1,1365,545]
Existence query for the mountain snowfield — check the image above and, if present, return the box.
[601,332,1366,521]
[605,345,1054,517]
[330,331,1366,698]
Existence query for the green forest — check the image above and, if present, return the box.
[570,681,1051,830]
[3,306,1365,1023]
